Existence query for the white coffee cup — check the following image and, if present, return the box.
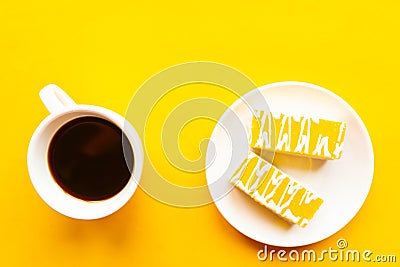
[27,84,144,219]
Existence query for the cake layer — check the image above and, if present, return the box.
[250,110,346,159]
[230,151,324,228]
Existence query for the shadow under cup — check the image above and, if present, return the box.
[28,107,140,219]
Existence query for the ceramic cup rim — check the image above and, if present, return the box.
[27,104,144,220]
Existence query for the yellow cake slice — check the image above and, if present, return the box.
[250,110,346,159]
[230,151,323,227]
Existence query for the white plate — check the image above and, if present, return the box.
[205,81,374,247]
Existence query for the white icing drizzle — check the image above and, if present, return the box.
[274,180,302,213]
[232,152,323,226]
[254,110,272,149]
[333,122,346,158]
[299,218,309,228]
[294,117,311,154]
[261,168,286,201]
[311,117,320,124]
[230,157,249,184]
[256,169,303,215]
[276,114,291,152]
[292,115,301,122]
[250,158,271,191]
[253,110,346,159]
[300,191,319,205]
[229,156,251,193]
[312,134,331,157]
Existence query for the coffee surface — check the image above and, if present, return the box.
[48,116,133,201]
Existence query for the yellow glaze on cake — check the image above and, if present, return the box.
[250,110,346,159]
[230,151,324,228]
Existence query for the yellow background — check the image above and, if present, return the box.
[1,0,399,266]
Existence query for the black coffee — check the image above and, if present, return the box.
[48,116,134,201]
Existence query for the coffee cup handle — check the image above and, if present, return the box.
[39,84,77,113]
